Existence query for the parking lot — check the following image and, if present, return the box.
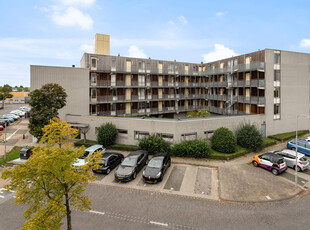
[92,163,219,200]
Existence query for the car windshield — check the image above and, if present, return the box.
[147,158,163,168]
[276,158,284,164]
[79,151,91,159]
[121,157,137,167]
[300,156,308,162]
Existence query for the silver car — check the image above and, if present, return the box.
[273,149,309,172]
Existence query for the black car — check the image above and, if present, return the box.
[142,152,171,183]
[114,150,148,182]
[93,152,124,174]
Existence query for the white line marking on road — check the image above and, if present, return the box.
[150,221,168,227]
[266,196,271,200]
[0,188,7,191]
[6,128,20,141]
[9,190,15,193]
[89,210,105,215]
[0,191,3,194]
[301,181,306,184]
[0,195,4,198]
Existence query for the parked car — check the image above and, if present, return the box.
[142,152,171,184]
[0,116,14,123]
[10,110,25,117]
[0,125,3,131]
[273,149,309,172]
[73,145,106,167]
[287,139,310,156]
[0,118,9,127]
[114,150,148,182]
[4,114,19,120]
[305,137,310,142]
[93,152,124,174]
[252,152,287,175]
[0,120,6,128]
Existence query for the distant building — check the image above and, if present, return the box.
[5,92,30,104]
[30,34,310,145]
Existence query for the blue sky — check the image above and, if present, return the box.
[1,0,310,86]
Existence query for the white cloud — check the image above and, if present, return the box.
[202,44,237,63]
[59,0,96,7]
[300,39,310,47]
[216,12,223,16]
[79,44,93,53]
[128,45,147,58]
[52,6,93,30]
[178,15,188,25]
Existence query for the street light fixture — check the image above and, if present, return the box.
[295,114,310,187]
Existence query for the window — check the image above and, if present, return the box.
[111,59,116,71]
[134,131,149,140]
[91,58,97,68]
[181,132,197,141]
[274,70,280,81]
[91,89,96,99]
[138,61,145,72]
[157,133,174,143]
[91,73,97,84]
[168,64,174,74]
[234,59,238,66]
[274,53,280,64]
[91,105,96,114]
[274,104,280,115]
[274,87,280,98]
[146,63,150,72]
[117,129,128,138]
[204,131,214,139]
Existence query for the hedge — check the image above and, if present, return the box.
[208,145,249,160]
[211,127,236,154]
[74,139,98,147]
[171,139,211,158]
[262,137,277,148]
[235,123,263,151]
[108,144,140,152]
[138,134,171,155]
[268,130,309,142]
[97,122,118,147]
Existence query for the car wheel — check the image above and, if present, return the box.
[168,161,171,167]
[271,168,279,175]
[291,147,296,151]
[295,166,301,172]
[133,172,137,179]
[106,168,111,175]
[252,161,258,167]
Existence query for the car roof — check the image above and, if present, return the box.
[290,139,309,144]
[281,149,305,158]
[85,144,104,151]
[264,152,283,159]
[102,152,122,159]
[127,150,147,157]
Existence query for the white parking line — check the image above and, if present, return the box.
[6,128,20,141]
[89,210,105,215]
[0,195,4,198]
[266,196,271,200]
[149,221,168,227]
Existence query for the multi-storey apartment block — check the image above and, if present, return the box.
[31,34,310,145]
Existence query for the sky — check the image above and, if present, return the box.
[1,0,310,87]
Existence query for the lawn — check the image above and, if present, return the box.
[0,146,23,167]
[208,145,249,160]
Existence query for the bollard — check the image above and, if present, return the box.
[23,134,25,139]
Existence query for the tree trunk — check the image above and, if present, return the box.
[83,133,86,144]
[65,193,72,230]
[1,99,4,109]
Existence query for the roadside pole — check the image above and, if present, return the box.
[4,125,7,159]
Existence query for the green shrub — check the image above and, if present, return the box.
[262,137,277,148]
[171,139,211,158]
[97,122,118,147]
[108,144,140,151]
[138,134,171,155]
[0,146,27,167]
[211,127,236,154]
[235,123,263,151]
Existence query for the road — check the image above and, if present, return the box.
[0,183,309,230]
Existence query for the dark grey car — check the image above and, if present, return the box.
[114,150,148,182]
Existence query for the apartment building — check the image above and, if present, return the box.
[31,34,310,145]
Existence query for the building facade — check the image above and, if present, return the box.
[30,34,310,144]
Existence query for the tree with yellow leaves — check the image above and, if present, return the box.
[1,118,101,230]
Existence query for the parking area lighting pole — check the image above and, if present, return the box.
[4,125,7,159]
[295,114,310,187]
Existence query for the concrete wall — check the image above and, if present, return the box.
[264,50,310,136]
[66,114,265,145]
[30,65,90,119]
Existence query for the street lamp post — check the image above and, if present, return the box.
[4,124,7,159]
[295,114,310,187]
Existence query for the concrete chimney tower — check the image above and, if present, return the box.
[94,33,110,55]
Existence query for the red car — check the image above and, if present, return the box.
[0,125,3,131]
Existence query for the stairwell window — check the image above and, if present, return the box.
[91,89,96,99]
[274,53,280,64]
[91,58,97,68]
[91,73,97,84]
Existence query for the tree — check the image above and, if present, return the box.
[97,122,118,147]
[1,119,101,230]
[17,87,23,92]
[40,117,78,148]
[0,84,13,108]
[24,87,30,92]
[29,83,67,140]
[80,126,89,144]
[187,109,211,118]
